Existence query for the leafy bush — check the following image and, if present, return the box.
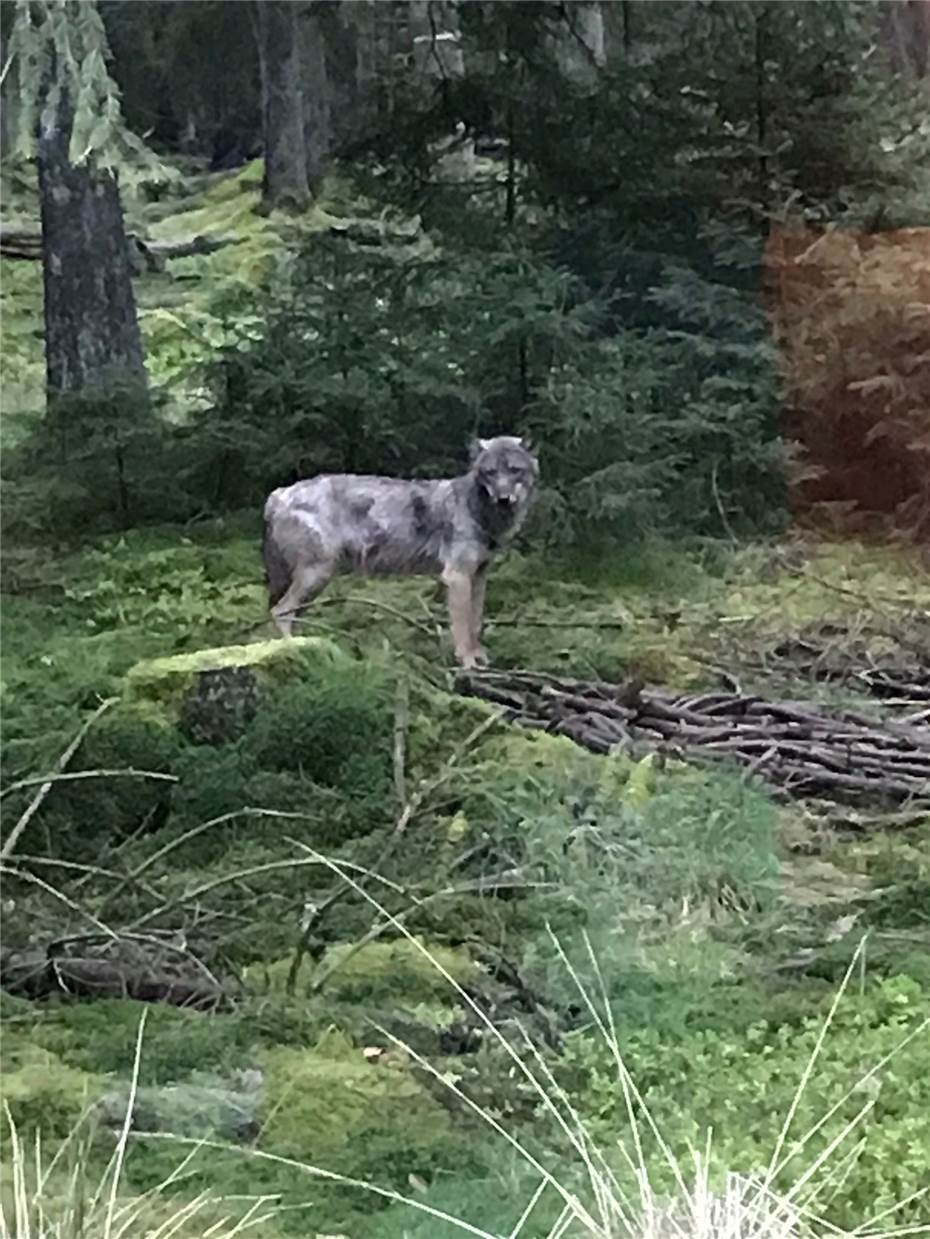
[557,973,930,1230]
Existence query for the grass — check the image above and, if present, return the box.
[5,927,927,1239]
[0,1017,284,1239]
[3,586,929,1232]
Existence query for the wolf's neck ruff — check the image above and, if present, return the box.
[465,477,522,551]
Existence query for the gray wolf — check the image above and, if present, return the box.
[262,436,539,668]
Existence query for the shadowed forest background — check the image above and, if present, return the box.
[0,3,929,1237]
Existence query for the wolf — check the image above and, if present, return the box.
[262,436,539,669]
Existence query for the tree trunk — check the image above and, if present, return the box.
[880,0,930,78]
[255,0,311,211]
[553,1,605,90]
[36,84,147,406]
[342,0,378,140]
[410,0,464,91]
[0,18,19,163]
[300,3,332,190]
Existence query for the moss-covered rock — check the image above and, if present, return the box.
[126,637,349,743]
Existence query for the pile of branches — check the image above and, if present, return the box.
[755,629,929,711]
[457,669,930,807]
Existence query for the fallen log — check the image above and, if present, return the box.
[457,670,930,808]
[0,226,239,273]
[0,943,226,1011]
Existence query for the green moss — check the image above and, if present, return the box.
[0,703,181,864]
[1,1040,108,1138]
[29,998,332,1085]
[258,1029,466,1183]
[258,938,478,1005]
[126,636,348,710]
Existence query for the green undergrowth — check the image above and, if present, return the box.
[2,521,929,1232]
[557,974,930,1233]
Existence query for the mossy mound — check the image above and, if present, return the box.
[1,1040,108,1139]
[257,1028,468,1183]
[126,637,349,740]
[257,937,478,1007]
[0,644,395,883]
[118,1027,487,1234]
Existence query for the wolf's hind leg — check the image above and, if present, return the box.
[271,563,334,637]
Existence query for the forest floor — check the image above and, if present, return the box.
[1,163,929,1239]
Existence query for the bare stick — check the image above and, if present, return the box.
[129,851,406,932]
[96,808,320,917]
[711,458,738,545]
[14,854,162,906]
[393,677,409,808]
[1,698,118,861]
[1,767,177,802]
[0,864,117,938]
[285,711,502,992]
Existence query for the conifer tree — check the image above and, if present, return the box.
[7,0,164,410]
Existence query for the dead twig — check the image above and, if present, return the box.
[0,698,118,861]
[284,711,503,993]
[1,767,178,802]
[458,669,930,807]
[0,864,118,938]
[130,847,406,933]
[393,676,409,807]
[95,808,322,918]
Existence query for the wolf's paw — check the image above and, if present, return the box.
[458,647,489,671]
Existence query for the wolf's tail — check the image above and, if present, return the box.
[262,520,291,607]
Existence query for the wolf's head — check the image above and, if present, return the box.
[469,435,539,513]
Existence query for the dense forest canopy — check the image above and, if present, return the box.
[1,0,928,539]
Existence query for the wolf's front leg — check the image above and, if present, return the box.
[469,567,489,668]
[442,567,479,668]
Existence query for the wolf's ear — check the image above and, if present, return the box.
[469,438,489,462]
[520,434,535,454]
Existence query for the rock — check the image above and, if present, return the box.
[126,637,348,745]
[98,1067,264,1140]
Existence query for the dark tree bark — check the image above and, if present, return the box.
[880,0,930,77]
[255,0,311,211]
[554,0,605,89]
[0,16,19,163]
[410,0,464,91]
[300,3,332,191]
[332,0,378,144]
[36,84,147,404]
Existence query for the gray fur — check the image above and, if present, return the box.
[261,523,291,607]
[262,436,539,667]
